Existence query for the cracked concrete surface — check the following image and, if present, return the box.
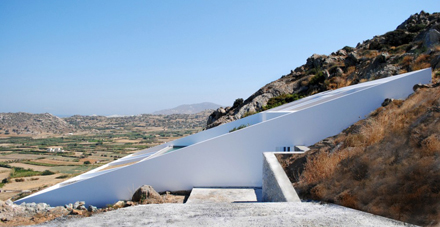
[37,202,414,227]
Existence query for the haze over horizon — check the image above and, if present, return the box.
[1,1,439,116]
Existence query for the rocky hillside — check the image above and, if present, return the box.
[0,110,213,136]
[65,110,212,131]
[0,112,77,135]
[207,11,440,128]
[153,102,221,115]
[278,82,440,226]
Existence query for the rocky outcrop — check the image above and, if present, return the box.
[0,199,69,226]
[207,11,440,129]
[132,185,164,204]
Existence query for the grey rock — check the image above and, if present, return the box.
[376,53,389,64]
[64,203,73,210]
[382,98,394,107]
[344,52,359,66]
[294,66,305,73]
[88,205,98,212]
[413,83,431,91]
[132,185,163,204]
[431,54,440,69]
[5,199,13,206]
[336,49,347,56]
[26,202,36,208]
[323,70,331,79]
[73,201,85,209]
[306,54,327,68]
[424,28,440,48]
[49,206,70,216]
[113,201,125,208]
[36,203,49,212]
[335,67,344,77]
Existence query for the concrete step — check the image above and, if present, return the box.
[186,187,262,204]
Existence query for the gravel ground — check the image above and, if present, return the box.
[37,202,416,227]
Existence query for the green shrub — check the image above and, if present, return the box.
[22,161,58,167]
[233,98,244,108]
[342,46,354,52]
[55,175,69,179]
[10,167,42,178]
[242,111,257,118]
[384,29,415,47]
[42,170,55,176]
[263,93,304,110]
[0,162,11,168]
[84,161,91,165]
[407,24,426,33]
[229,124,250,133]
[309,71,325,85]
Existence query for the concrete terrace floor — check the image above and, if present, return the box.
[185,188,262,203]
[37,202,414,227]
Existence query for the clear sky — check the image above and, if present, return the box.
[1,1,439,116]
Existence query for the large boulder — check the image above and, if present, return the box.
[424,28,440,49]
[344,52,359,67]
[132,185,163,204]
[306,54,327,69]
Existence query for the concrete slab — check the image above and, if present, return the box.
[186,188,262,203]
[38,202,415,227]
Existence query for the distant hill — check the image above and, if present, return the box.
[152,102,222,115]
[0,112,77,135]
[0,110,214,136]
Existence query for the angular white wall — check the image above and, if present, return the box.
[17,69,432,207]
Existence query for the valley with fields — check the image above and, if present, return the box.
[0,110,211,201]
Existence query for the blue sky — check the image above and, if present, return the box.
[1,1,439,116]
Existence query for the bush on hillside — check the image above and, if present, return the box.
[263,93,304,111]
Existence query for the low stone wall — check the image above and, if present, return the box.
[262,152,301,202]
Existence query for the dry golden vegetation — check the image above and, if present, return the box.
[412,54,432,71]
[279,83,440,226]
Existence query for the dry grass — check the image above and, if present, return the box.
[363,50,379,58]
[401,55,413,68]
[2,174,65,191]
[421,134,440,156]
[8,163,52,172]
[290,84,440,226]
[345,66,356,76]
[301,150,350,185]
[327,77,350,90]
[411,54,431,70]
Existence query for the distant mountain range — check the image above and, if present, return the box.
[152,102,222,115]
[0,110,215,136]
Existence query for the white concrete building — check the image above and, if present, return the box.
[46,147,64,153]
[17,69,432,207]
